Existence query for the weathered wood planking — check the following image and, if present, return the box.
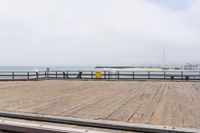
[0,80,200,129]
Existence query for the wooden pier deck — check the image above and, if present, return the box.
[0,80,200,131]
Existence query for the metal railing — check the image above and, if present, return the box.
[0,70,200,81]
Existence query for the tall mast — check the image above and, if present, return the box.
[162,48,166,68]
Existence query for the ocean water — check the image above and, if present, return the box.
[0,66,96,79]
[0,66,95,72]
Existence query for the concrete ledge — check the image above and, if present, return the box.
[0,111,199,133]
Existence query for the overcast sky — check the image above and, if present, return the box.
[0,0,200,66]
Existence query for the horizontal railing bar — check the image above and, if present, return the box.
[0,71,199,80]
[0,75,38,77]
[0,70,200,72]
[0,71,46,73]
[0,74,199,76]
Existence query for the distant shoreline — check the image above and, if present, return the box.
[95,66,156,69]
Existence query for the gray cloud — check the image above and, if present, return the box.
[0,0,200,66]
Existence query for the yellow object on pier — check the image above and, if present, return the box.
[95,71,102,78]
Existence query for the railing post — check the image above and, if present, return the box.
[118,71,120,79]
[66,71,69,79]
[36,72,38,79]
[27,72,29,80]
[91,71,93,79]
[133,72,134,79]
[47,68,49,78]
[181,72,183,80]
[12,72,14,80]
[104,71,106,79]
[164,72,166,79]
[63,72,65,79]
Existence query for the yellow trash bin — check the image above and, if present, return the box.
[95,71,102,79]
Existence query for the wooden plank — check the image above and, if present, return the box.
[0,80,199,129]
[70,82,144,119]
[0,81,107,112]
[18,82,111,113]
[136,82,165,124]
[107,81,158,122]
[170,83,184,127]
[147,82,167,125]
[128,81,161,123]
[61,82,138,117]
[179,82,197,128]
[32,82,131,116]
[188,82,200,127]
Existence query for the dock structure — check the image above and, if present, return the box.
[0,80,200,132]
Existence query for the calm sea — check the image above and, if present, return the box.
[0,66,96,72]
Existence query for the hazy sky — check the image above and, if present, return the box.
[0,0,200,66]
